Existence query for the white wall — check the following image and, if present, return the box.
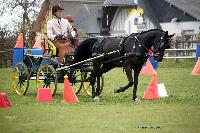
[110,7,131,36]
[109,7,200,37]
[110,7,154,36]
[160,21,200,36]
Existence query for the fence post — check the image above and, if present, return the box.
[196,44,200,61]
[175,41,179,63]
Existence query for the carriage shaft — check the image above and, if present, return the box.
[56,50,120,71]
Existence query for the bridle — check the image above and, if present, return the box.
[135,35,165,57]
[152,35,169,58]
[134,34,167,58]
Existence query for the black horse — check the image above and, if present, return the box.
[74,29,174,101]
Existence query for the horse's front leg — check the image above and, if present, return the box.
[114,64,133,93]
[133,68,141,101]
[90,73,96,99]
[91,64,100,101]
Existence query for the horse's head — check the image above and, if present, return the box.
[153,31,175,62]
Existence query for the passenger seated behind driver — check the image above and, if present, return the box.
[65,15,79,47]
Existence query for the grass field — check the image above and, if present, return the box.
[0,59,200,133]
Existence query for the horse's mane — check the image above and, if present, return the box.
[130,29,164,36]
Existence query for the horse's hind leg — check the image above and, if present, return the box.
[114,64,133,93]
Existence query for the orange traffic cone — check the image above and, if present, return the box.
[191,57,200,75]
[36,88,53,102]
[33,35,42,48]
[62,76,79,103]
[0,93,12,108]
[143,72,160,100]
[14,33,23,48]
[141,58,156,76]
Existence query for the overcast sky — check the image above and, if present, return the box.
[0,11,19,29]
[0,0,43,31]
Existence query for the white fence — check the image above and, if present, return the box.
[164,40,200,59]
[164,48,196,59]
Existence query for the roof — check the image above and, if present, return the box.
[35,0,200,33]
[164,0,200,20]
[73,4,102,33]
[103,0,137,6]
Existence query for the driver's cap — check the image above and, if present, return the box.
[52,5,64,14]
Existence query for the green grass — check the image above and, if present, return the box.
[0,59,200,133]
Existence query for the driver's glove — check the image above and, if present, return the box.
[54,34,63,40]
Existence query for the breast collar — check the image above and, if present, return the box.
[119,34,150,57]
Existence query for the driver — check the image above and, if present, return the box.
[47,5,75,41]
[47,5,76,61]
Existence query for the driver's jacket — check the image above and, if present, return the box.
[47,17,75,41]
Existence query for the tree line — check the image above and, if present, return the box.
[0,0,43,67]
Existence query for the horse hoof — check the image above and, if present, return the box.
[114,88,123,93]
[93,96,100,102]
[133,97,141,103]
[114,89,119,93]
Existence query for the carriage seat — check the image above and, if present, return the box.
[44,39,77,65]
[46,40,57,56]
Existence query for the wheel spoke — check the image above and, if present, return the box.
[36,65,57,96]
[81,72,104,96]
[12,62,29,96]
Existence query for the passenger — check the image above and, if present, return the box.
[47,5,76,61]
[65,15,79,47]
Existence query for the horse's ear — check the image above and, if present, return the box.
[164,31,168,37]
[169,33,175,38]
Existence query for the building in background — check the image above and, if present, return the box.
[139,0,200,36]
[102,0,200,36]
[34,0,104,36]
[35,0,200,36]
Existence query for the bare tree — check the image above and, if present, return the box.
[0,0,43,45]
[0,25,18,67]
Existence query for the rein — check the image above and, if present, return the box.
[134,34,163,58]
[134,35,149,51]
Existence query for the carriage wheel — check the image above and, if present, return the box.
[12,62,30,95]
[36,65,57,96]
[80,72,104,96]
[70,70,84,94]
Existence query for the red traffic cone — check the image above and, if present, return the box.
[33,35,42,48]
[14,33,24,48]
[62,76,79,103]
[191,57,200,76]
[0,93,12,108]
[141,58,156,76]
[143,72,160,100]
[36,88,53,102]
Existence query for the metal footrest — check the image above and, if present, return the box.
[80,67,94,72]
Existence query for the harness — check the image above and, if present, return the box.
[119,33,149,58]
[89,33,165,65]
[92,37,108,56]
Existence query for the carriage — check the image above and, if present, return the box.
[12,29,174,101]
[12,38,104,97]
